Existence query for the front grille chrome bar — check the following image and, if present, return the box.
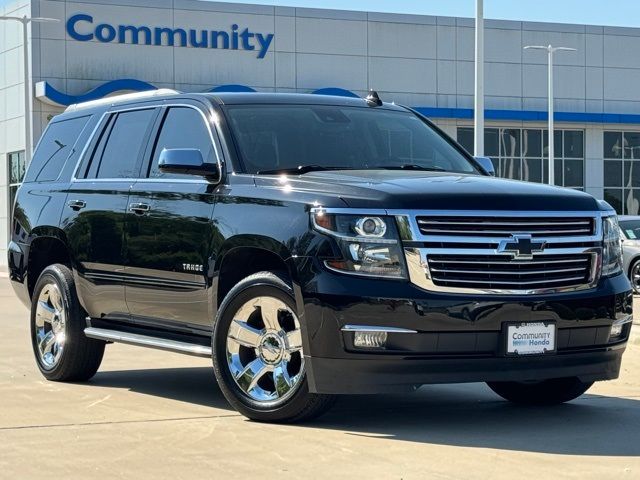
[428,266,587,275]
[430,275,587,286]
[415,217,594,238]
[405,247,601,295]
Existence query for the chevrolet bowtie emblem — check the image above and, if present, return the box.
[497,234,546,260]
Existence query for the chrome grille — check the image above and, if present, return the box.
[426,253,592,290]
[416,216,594,238]
[397,210,605,295]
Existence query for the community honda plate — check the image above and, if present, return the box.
[506,322,556,355]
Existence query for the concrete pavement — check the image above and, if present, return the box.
[1,276,639,479]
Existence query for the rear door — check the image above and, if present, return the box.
[60,107,159,320]
[124,103,221,330]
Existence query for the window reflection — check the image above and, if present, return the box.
[604,130,640,214]
[8,151,26,215]
[457,127,584,189]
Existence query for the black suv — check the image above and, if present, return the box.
[8,91,633,422]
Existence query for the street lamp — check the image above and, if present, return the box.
[474,0,484,157]
[0,15,59,163]
[523,44,576,186]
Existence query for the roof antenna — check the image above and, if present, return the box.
[365,89,383,107]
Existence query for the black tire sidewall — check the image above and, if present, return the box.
[30,264,104,381]
[212,273,316,421]
[631,260,640,293]
[31,265,77,377]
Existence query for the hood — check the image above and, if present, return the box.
[622,239,640,248]
[254,170,602,211]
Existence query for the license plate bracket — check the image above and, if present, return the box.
[504,322,556,356]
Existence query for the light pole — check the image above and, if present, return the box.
[523,44,576,186]
[474,0,484,157]
[0,15,59,164]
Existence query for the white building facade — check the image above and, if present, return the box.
[2,0,640,265]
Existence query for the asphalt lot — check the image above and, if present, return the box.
[1,274,639,479]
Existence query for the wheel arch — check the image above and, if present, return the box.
[214,236,305,312]
[26,227,73,299]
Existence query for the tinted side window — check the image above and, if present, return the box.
[24,115,91,182]
[92,109,156,179]
[148,107,215,179]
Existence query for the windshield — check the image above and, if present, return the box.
[224,105,478,175]
[620,220,640,240]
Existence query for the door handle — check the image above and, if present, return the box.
[129,202,151,215]
[67,200,86,211]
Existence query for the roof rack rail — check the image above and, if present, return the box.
[65,88,180,112]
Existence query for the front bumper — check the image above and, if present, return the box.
[307,348,626,394]
[295,263,633,394]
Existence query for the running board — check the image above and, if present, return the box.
[84,327,212,358]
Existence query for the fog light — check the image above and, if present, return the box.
[610,324,623,338]
[354,331,387,349]
[610,315,633,341]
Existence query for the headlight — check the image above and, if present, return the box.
[312,211,407,279]
[602,216,623,277]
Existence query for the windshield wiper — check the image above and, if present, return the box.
[376,164,446,172]
[257,165,354,175]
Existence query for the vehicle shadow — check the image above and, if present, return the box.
[91,366,233,411]
[91,366,640,457]
[314,382,640,457]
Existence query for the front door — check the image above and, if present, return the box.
[124,105,220,330]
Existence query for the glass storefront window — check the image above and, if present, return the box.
[564,130,584,158]
[457,127,584,189]
[8,151,26,212]
[604,131,622,159]
[522,129,542,157]
[604,130,640,214]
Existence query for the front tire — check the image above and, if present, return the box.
[212,272,336,423]
[629,259,640,294]
[487,377,593,405]
[30,264,105,381]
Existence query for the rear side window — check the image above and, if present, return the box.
[88,109,156,179]
[148,107,215,179]
[24,115,91,182]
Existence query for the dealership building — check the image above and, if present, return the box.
[3,0,640,264]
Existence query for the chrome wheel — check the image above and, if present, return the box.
[226,296,304,403]
[34,282,66,370]
[632,262,640,293]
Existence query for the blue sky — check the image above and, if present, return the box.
[211,0,640,28]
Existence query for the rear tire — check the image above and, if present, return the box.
[30,264,105,381]
[487,377,593,405]
[212,271,336,423]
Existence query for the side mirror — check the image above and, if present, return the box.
[475,156,495,176]
[158,148,220,179]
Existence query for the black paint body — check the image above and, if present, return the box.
[8,93,633,394]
